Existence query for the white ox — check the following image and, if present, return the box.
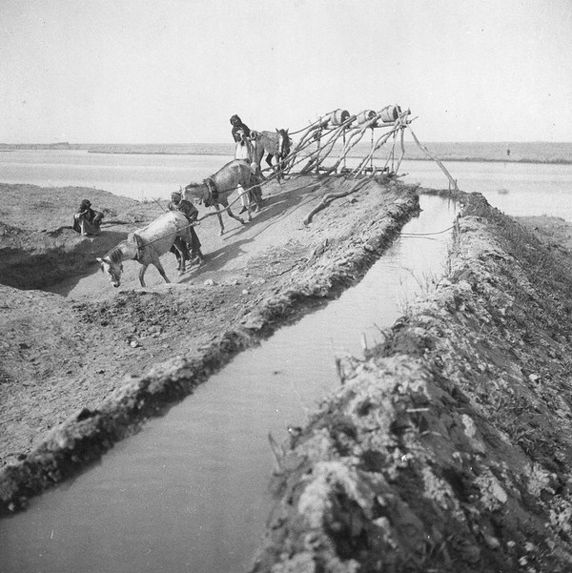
[97,211,193,287]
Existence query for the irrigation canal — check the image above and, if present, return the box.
[0,195,458,573]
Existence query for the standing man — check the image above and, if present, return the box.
[230,114,253,214]
[230,114,252,155]
[168,191,204,265]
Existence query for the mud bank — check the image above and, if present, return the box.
[249,192,572,572]
[0,177,419,514]
[0,183,160,289]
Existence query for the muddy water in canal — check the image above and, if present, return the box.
[0,196,458,573]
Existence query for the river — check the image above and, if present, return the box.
[1,148,572,220]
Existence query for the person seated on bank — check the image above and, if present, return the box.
[72,199,104,236]
[230,114,253,214]
[168,191,204,265]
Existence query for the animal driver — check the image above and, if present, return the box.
[168,190,204,267]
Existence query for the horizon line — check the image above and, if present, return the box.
[2,140,572,146]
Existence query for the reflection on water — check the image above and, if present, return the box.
[0,196,457,573]
[1,150,572,220]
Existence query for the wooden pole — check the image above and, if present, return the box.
[315,129,321,175]
[352,110,412,177]
[303,178,370,225]
[352,126,399,177]
[342,129,346,172]
[394,126,406,174]
[324,113,387,175]
[369,128,374,173]
[408,127,459,191]
[306,116,356,175]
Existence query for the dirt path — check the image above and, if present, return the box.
[0,176,418,486]
[47,177,323,298]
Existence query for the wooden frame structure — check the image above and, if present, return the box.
[273,105,458,192]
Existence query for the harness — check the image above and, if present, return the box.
[129,232,145,261]
[204,177,218,206]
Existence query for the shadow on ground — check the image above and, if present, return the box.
[0,228,129,291]
[179,179,321,282]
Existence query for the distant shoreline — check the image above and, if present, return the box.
[85,149,230,157]
[83,149,572,165]
[416,156,572,165]
[1,143,571,166]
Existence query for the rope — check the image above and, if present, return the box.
[142,168,277,245]
[400,225,455,237]
[111,204,455,262]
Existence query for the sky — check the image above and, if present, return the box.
[1,0,571,144]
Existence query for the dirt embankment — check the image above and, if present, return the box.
[0,176,419,512]
[0,183,162,289]
[4,178,572,571]
[249,193,572,573]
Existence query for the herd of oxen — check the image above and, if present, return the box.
[97,106,409,288]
